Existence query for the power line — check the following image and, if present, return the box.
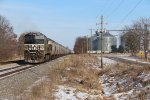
[97,0,124,30]
[102,0,114,16]
[106,0,124,19]
[115,0,144,29]
[97,0,114,18]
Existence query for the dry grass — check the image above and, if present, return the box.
[18,55,150,99]
[28,81,53,100]
[98,62,150,77]
[20,54,102,100]
[98,61,150,99]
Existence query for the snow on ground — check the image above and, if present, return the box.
[113,89,134,100]
[98,57,117,66]
[117,55,150,64]
[99,72,150,100]
[97,54,150,99]
[54,85,101,100]
[138,72,150,81]
[54,86,77,100]
[100,74,118,96]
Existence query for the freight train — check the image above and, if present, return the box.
[24,32,71,63]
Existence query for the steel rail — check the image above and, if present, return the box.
[0,65,36,79]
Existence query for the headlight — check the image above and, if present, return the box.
[40,45,44,50]
[28,45,32,50]
[24,45,28,50]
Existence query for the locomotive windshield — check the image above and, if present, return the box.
[24,35,44,44]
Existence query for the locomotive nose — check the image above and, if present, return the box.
[32,44,44,50]
[28,45,39,50]
[25,44,44,51]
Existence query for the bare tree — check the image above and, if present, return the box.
[18,33,26,59]
[133,18,150,58]
[121,18,150,57]
[74,36,88,54]
[122,27,140,56]
[0,15,17,61]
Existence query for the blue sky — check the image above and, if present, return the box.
[0,0,150,49]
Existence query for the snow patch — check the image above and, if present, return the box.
[54,85,101,100]
[98,57,117,66]
[114,89,134,100]
[54,86,77,100]
[138,72,150,82]
[100,72,150,99]
[118,56,150,64]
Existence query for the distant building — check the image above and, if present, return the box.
[87,32,117,53]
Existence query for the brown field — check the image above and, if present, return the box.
[19,54,150,100]
[20,54,103,100]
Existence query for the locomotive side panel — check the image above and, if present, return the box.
[52,42,56,56]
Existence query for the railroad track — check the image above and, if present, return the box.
[0,64,36,79]
[0,57,65,79]
[104,56,150,67]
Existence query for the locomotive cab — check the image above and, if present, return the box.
[24,32,46,63]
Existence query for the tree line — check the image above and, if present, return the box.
[74,36,88,54]
[121,18,150,58]
[0,15,25,62]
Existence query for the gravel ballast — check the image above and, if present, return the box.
[0,56,66,100]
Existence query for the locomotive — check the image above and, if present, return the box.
[24,32,71,63]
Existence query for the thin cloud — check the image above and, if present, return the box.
[0,3,45,13]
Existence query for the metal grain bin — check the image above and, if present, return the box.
[88,32,117,53]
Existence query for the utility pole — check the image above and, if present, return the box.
[86,35,88,53]
[96,16,105,68]
[82,43,83,54]
[89,28,94,53]
[144,24,150,60]
[144,24,148,59]
[100,16,104,68]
